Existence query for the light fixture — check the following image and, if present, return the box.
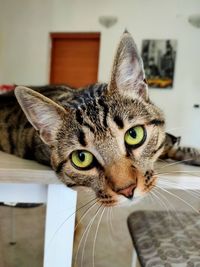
[99,16,118,28]
[188,14,200,28]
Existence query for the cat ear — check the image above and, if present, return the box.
[177,136,181,146]
[108,32,148,100]
[15,86,67,146]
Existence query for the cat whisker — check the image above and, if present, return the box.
[47,196,97,247]
[165,126,184,132]
[110,207,115,237]
[155,185,200,213]
[106,208,111,242]
[150,190,172,218]
[159,175,200,187]
[149,190,164,209]
[156,158,193,170]
[106,208,114,244]
[75,199,99,231]
[153,187,177,215]
[80,204,102,267]
[92,206,106,267]
[151,188,191,230]
[147,190,154,204]
[76,196,98,213]
[54,194,96,216]
[155,170,200,176]
[158,179,200,199]
[75,204,102,267]
[71,196,97,214]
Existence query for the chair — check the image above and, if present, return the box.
[128,210,200,267]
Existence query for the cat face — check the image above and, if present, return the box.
[15,32,165,206]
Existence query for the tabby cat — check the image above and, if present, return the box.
[0,32,166,206]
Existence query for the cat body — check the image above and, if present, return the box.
[161,133,200,166]
[0,33,166,206]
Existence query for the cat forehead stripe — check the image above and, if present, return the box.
[97,98,109,129]
[113,115,124,129]
[77,129,87,147]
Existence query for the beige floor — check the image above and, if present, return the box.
[0,182,199,267]
[0,205,45,267]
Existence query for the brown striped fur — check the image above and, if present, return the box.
[161,133,200,166]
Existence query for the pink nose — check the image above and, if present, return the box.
[117,184,136,199]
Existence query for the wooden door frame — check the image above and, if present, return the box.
[49,32,101,84]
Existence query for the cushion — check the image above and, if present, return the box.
[127,211,200,267]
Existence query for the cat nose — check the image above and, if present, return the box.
[117,184,136,199]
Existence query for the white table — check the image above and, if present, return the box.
[0,151,77,267]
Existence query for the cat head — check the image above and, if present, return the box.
[15,32,165,206]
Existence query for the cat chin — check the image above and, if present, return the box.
[116,190,145,207]
[116,196,144,207]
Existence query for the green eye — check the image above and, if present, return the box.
[125,125,146,147]
[71,150,94,170]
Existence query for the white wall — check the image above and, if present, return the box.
[0,0,200,146]
[0,0,52,84]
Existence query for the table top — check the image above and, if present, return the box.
[0,151,60,184]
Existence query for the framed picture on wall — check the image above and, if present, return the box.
[141,39,177,89]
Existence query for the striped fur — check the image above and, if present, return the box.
[161,133,200,166]
[0,32,166,206]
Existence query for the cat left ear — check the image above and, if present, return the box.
[15,86,68,146]
[108,32,148,100]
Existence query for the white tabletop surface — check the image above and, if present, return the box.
[155,160,200,190]
[0,151,60,184]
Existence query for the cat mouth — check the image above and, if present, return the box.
[97,183,137,206]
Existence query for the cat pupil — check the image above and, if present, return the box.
[79,152,85,162]
[129,129,137,139]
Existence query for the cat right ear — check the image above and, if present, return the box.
[108,32,148,100]
[15,86,67,146]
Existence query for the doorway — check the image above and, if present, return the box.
[50,32,100,88]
